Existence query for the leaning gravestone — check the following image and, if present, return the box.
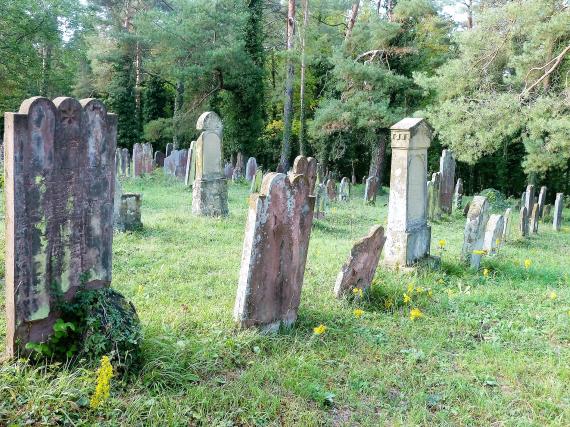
[185,141,196,186]
[120,148,130,176]
[333,225,386,298]
[164,149,188,180]
[427,172,442,221]
[326,179,337,202]
[530,203,539,234]
[439,149,455,214]
[453,178,463,211]
[339,177,350,202]
[483,214,504,254]
[192,112,228,217]
[154,151,165,168]
[502,208,512,242]
[538,186,547,218]
[234,156,315,330]
[553,193,563,231]
[364,176,378,205]
[245,157,257,182]
[519,206,529,237]
[384,118,432,267]
[461,196,490,269]
[4,97,117,356]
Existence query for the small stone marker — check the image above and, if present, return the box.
[314,183,328,219]
[4,97,117,356]
[519,206,529,237]
[553,193,563,231]
[439,149,455,214]
[164,149,188,180]
[192,111,228,216]
[483,214,504,254]
[116,193,143,232]
[245,157,257,182]
[339,177,350,201]
[364,176,378,205]
[537,186,547,218]
[502,208,512,242]
[120,148,130,176]
[427,172,442,221]
[530,203,539,234]
[453,178,463,211]
[234,156,315,330]
[165,142,173,158]
[326,179,336,202]
[154,151,165,168]
[185,141,196,186]
[384,118,432,267]
[250,168,263,193]
[334,225,386,298]
[224,162,234,179]
[461,196,490,269]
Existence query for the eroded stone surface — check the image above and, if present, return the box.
[164,149,188,180]
[116,193,143,232]
[306,158,318,195]
[461,196,489,269]
[326,179,336,202]
[120,148,130,176]
[154,151,165,168]
[233,152,244,181]
[519,206,529,237]
[314,183,328,219]
[524,184,534,231]
[224,162,234,179]
[483,214,504,254]
[234,156,315,330]
[553,193,563,231]
[530,202,539,234]
[454,178,463,211]
[339,177,350,202]
[4,97,117,356]
[165,142,173,158]
[142,143,153,174]
[334,225,386,298]
[427,172,442,221]
[439,150,455,214]
[246,157,257,182]
[364,176,378,205]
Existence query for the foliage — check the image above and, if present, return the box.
[478,188,510,212]
[143,117,173,150]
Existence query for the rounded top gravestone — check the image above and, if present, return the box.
[196,111,222,132]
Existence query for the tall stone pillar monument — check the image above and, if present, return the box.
[192,111,229,216]
[384,118,432,267]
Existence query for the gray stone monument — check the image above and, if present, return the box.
[439,149,455,214]
[453,178,463,211]
[245,157,257,182]
[165,142,173,158]
[364,176,378,205]
[339,177,350,202]
[185,141,196,186]
[384,118,432,267]
[502,208,512,242]
[524,184,535,230]
[314,183,328,219]
[530,202,539,234]
[519,206,529,237]
[120,148,130,176]
[154,151,165,168]
[538,186,547,218]
[461,196,490,269]
[483,214,504,254]
[427,172,442,221]
[553,193,563,231]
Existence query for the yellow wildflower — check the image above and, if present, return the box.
[403,293,411,304]
[415,287,424,294]
[352,288,363,298]
[473,249,487,255]
[90,356,113,409]
[483,268,489,278]
[353,309,364,318]
[495,238,501,246]
[313,324,327,335]
[438,239,446,249]
[524,259,532,269]
[410,308,424,320]
[548,291,558,300]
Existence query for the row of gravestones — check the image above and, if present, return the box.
[426,149,461,221]
[3,99,566,355]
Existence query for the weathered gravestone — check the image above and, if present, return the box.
[234,156,315,330]
[339,177,350,202]
[314,183,328,219]
[502,208,512,242]
[553,193,563,231]
[4,97,117,356]
[483,214,504,254]
[120,148,130,176]
[364,176,378,205]
[543,204,552,222]
[133,143,143,177]
[530,203,540,234]
[115,147,121,177]
[461,196,490,269]
[163,149,188,180]
[185,141,196,186]
[427,172,442,221]
[463,201,471,217]
[439,149,455,214]
[233,152,244,181]
[154,151,165,168]
[524,184,535,230]
[538,186,547,218]
[165,142,173,158]
[115,193,143,232]
[453,178,463,211]
[326,179,337,202]
[224,162,234,180]
[245,157,257,182]
[306,158,318,195]
[384,118,432,267]
[250,168,263,193]
[333,225,386,298]
[519,206,529,237]
[142,143,153,174]
[192,112,228,217]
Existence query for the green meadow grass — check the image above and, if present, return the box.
[1,172,569,426]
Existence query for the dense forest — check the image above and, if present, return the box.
[0,0,569,197]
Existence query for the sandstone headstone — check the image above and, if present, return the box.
[154,151,165,168]
[142,143,153,174]
[334,225,386,298]
[427,172,442,221]
[326,179,336,202]
[133,143,144,177]
[234,156,315,330]
[164,149,188,180]
[483,214,504,254]
[192,112,228,216]
[553,193,563,231]
[245,157,257,182]
[530,202,539,234]
[453,178,463,211]
[120,148,130,176]
[185,141,196,186]
[502,208,512,242]
[339,177,350,202]
[439,149,455,214]
[538,186,547,218]
[306,158,318,195]
[364,176,378,205]
[519,206,529,237]
[384,118,432,267]
[165,142,173,158]
[461,196,489,269]
[4,97,117,356]
[116,193,143,232]
[250,168,263,193]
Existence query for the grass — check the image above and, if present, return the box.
[1,172,569,426]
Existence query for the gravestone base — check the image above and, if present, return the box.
[192,178,229,217]
[116,193,143,232]
[391,255,441,273]
[384,225,431,268]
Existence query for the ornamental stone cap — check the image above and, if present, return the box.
[390,118,431,149]
[390,117,425,131]
[196,111,222,132]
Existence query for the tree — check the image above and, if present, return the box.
[280,0,296,171]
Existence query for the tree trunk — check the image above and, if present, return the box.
[173,80,184,149]
[280,0,296,171]
[299,0,309,156]
[345,1,360,42]
[41,43,52,97]
[466,0,473,29]
[369,131,387,192]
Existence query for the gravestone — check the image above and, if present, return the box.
[334,225,386,298]
[524,184,534,230]
[116,193,143,232]
[502,208,512,242]
[165,142,173,158]
[245,157,257,182]
[553,193,563,231]
[326,179,336,202]
[461,196,490,269]
[115,147,121,177]
[233,152,244,181]
[427,172,442,221]
[339,177,350,202]
[142,143,153,174]
[384,118,432,267]
[364,176,378,205]
[164,149,188,180]
[543,204,552,222]
[120,148,130,176]
[4,97,116,356]
[306,158,318,195]
[530,203,539,234]
[483,214,504,254]
[234,156,315,330]
[250,168,263,193]
[185,141,196,186]
[519,206,529,237]
[439,149,455,214]
[133,143,143,177]
[224,162,234,179]
[154,151,165,168]
[453,178,463,211]
[192,112,228,217]
[314,183,328,219]
[538,186,547,218]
